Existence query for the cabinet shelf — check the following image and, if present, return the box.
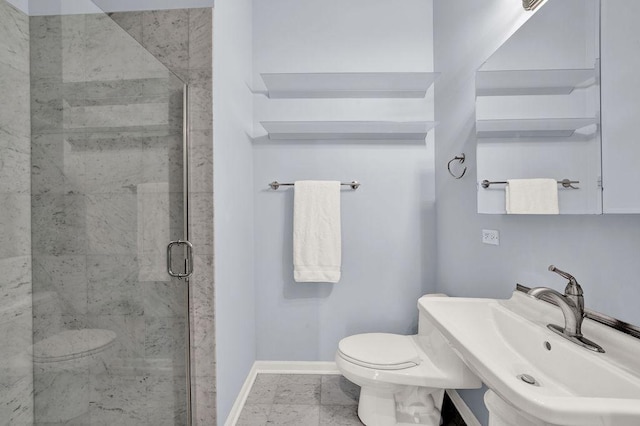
[260,72,438,99]
[260,121,436,141]
[476,118,597,139]
[476,69,596,96]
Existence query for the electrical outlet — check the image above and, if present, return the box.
[482,229,500,246]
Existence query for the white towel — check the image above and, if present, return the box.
[506,178,559,214]
[293,181,341,283]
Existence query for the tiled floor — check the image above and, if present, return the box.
[236,374,467,426]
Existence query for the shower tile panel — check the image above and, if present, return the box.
[87,254,142,316]
[82,102,171,130]
[85,193,138,254]
[1,376,34,425]
[144,315,187,360]
[0,65,30,138]
[32,193,87,255]
[33,255,88,315]
[189,129,213,193]
[191,314,215,377]
[188,9,212,71]
[190,255,214,318]
[106,11,144,46]
[94,314,145,359]
[0,136,30,194]
[85,78,146,100]
[31,133,85,195]
[141,135,184,193]
[29,16,63,79]
[193,378,217,426]
[0,2,29,73]
[89,373,146,425]
[142,281,183,318]
[81,135,144,193]
[188,192,214,255]
[146,370,188,425]
[141,10,190,77]
[0,256,32,314]
[85,14,168,83]
[0,193,31,258]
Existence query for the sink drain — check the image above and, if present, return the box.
[518,374,540,386]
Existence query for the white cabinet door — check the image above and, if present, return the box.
[601,0,640,213]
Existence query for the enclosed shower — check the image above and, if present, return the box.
[0,0,215,424]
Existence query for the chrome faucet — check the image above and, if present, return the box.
[528,265,605,353]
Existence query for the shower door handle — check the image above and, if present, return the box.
[167,240,194,279]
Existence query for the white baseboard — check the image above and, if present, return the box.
[254,360,340,375]
[446,389,481,426]
[223,361,340,426]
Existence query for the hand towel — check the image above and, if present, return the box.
[293,181,341,283]
[506,178,559,214]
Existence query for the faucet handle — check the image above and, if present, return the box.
[548,265,583,296]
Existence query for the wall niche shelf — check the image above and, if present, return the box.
[476,68,596,96]
[260,72,439,99]
[260,121,436,141]
[476,118,597,139]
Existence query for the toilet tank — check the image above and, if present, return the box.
[417,296,482,389]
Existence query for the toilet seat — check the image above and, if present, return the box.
[338,333,422,370]
[34,329,117,363]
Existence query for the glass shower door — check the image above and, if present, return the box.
[30,7,191,425]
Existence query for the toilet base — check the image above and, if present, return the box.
[357,385,443,426]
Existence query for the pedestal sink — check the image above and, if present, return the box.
[418,291,640,426]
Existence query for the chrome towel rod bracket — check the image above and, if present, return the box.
[269,181,361,190]
[481,179,579,189]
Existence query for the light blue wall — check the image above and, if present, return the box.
[252,0,437,362]
[434,0,640,424]
[213,0,255,422]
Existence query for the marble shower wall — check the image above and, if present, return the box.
[29,8,215,425]
[0,0,33,424]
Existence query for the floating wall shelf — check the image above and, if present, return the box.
[260,72,439,99]
[260,121,436,141]
[476,118,597,139]
[476,69,596,96]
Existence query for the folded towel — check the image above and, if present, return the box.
[506,178,559,214]
[293,181,341,283]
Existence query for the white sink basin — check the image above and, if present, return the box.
[418,292,640,426]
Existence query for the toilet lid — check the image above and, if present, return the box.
[34,329,117,363]
[338,333,421,370]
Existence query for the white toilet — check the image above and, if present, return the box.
[336,295,481,426]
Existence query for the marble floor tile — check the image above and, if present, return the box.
[273,382,321,405]
[236,404,271,426]
[245,374,280,405]
[266,404,319,426]
[320,375,360,406]
[237,374,467,426]
[319,404,363,426]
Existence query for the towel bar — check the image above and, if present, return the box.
[481,179,579,189]
[269,181,360,190]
